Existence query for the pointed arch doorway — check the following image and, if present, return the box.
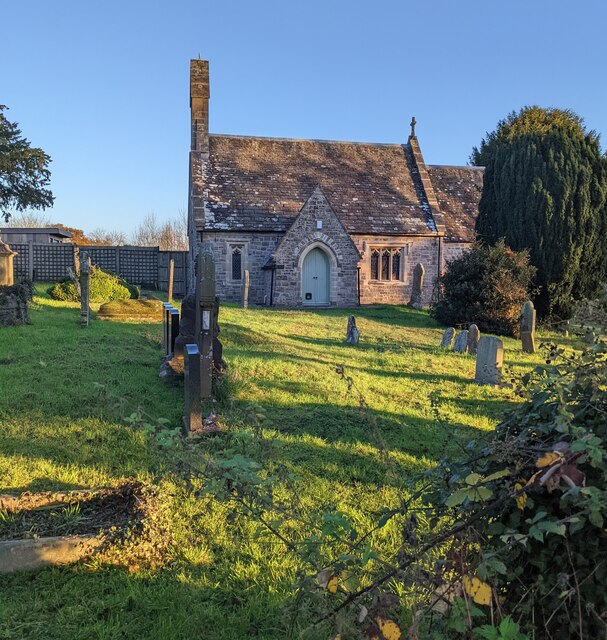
[301,247,330,305]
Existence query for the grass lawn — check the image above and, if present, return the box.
[0,286,556,639]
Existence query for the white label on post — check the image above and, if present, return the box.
[202,309,211,331]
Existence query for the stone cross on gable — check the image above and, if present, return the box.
[410,116,417,138]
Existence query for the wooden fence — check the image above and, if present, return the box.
[8,243,188,297]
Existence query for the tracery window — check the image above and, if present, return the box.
[230,244,244,281]
[370,247,404,281]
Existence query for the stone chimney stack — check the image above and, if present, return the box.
[190,58,209,155]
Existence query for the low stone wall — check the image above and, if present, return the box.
[0,282,33,326]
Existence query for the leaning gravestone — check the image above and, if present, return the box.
[453,330,469,354]
[474,336,504,386]
[467,324,480,355]
[440,327,456,348]
[345,315,359,344]
[242,269,250,309]
[183,343,203,434]
[409,263,425,309]
[520,300,536,354]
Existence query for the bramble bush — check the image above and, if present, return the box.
[48,266,136,303]
[433,241,536,336]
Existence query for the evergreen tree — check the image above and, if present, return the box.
[473,106,607,318]
[0,105,54,223]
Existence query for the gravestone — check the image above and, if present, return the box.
[345,315,359,344]
[196,243,216,399]
[474,336,504,386]
[0,241,17,286]
[183,343,202,434]
[520,300,536,354]
[453,330,469,354]
[170,308,180,354]
[79,253,91,327]
[212,296,227,372]
[467,324,480,355]
[242,269,250,309]
[409,263,425,309]
[440,327,456,348]
[163,304,175,356]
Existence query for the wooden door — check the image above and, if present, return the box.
[302,248,329,305]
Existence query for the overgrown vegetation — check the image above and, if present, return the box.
[473,106,607,319]
[48,266,136,303]
[433,241,536,336]
[0,287,553,639]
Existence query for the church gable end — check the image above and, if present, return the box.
[272,187,360,307]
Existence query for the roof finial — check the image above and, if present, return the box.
[410,116,417,138]
[198,52,202,60]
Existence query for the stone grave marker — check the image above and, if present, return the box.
[467,324,480,355]
[345,315,359,344]
[409,263,425,309]
[453,329,469,353]
[79,252,91,327]
[440,327,456,348]
[0,241,17,286]
[196,243,216,399]
[170,308,180,354]
[183,343,203,434]
[474,336,504,386]
[242,269,250,309]
[163,304,174,356]
[520,300,536,354]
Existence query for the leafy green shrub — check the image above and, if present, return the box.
[117,277,140,300]
[48,266,132,303]
[433,241,536,336]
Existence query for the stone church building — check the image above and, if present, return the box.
[188,59,483,307]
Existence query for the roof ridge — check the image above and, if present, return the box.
[210,133,405,148]
[428,164,485,170]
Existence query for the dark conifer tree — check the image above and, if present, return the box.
[473,107,607,318]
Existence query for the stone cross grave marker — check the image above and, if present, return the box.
[474,336,504,386]
[520,300,536,354]
[440,327,456,348]
[453,329,469,353]
[196,243,216,399]
[409,263,425,309]
[79,252,91,327]
[183,343,203,435]
[467,324,480,355]
[242,269,250,309]
[345,315,359,344]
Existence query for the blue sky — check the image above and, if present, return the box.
[3,0,606,235]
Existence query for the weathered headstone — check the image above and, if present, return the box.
[163,304,174,356]
[79,253,91,327]
[0,241,17,286]
[440,327,456,348]
[183,343,202,434]
[345,315,359,344]
[409,263,425,309]
[467,324,480,355]
[453,330,469,354]
[520,300,536,354]
[196,243,216,399]
[242,269,250,309]
[167,258,175,304]
[474,336,504,386]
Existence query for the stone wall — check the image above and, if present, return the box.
[442,242,470,269]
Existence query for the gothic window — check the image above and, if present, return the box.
[370,247,404,282]
[230,245,243,280]
[370,250,380,280]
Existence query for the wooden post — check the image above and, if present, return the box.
[196,243,216,399]
[28,241,34,281]
[79,252,91,327]
[0,241,17,286]
[183,344,202,435]
[168,258,175,304]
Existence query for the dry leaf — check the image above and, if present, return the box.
[327,576,339,594]
[463,575,492,605]
[514,482,527,510]
[367,618,402,640]
[536,451,561,468]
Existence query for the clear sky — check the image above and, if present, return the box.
[3,0,606,236]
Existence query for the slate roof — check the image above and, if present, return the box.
[427,165,484,242]
[197,134,483,240]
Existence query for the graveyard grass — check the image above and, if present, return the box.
[0,286,552,639]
